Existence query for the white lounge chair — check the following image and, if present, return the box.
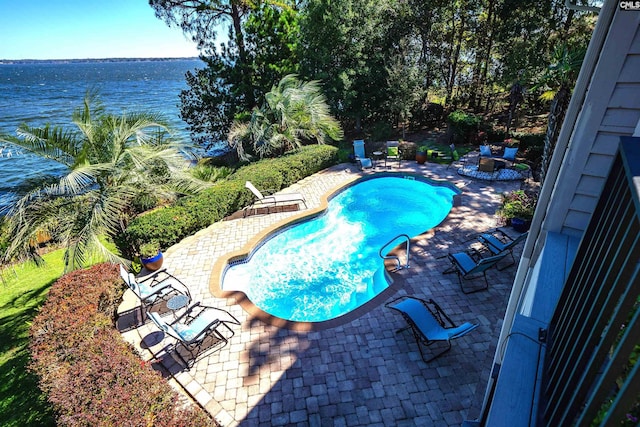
[244,181,307,216]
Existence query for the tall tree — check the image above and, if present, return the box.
[0,92,206,270]
[152,0,300,147]
[298,0,392,133]
[149,0,255,106]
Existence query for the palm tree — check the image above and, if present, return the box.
[536,44,585,184]
[0,91,207,271]
[228,74,343,160]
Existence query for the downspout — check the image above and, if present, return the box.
[477,1,615,423]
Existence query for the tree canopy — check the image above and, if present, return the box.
[151,0,598,147]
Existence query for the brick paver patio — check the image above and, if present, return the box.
[118,154,530,426]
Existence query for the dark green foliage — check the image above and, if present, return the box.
[116,145,339,257]
[370,122,395,143]
[228,75,343,160]
[29,263,214,426]
[299,0,397,131]
[156,0,594,158]
[512,132,545,163]
[447,110,482,144]
[179,62,237,147]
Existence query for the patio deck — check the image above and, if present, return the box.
[118,156,531,426]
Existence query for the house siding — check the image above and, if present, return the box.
[553,13,640,236]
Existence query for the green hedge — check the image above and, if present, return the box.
[116,144,339,258]
[29,263,214,426]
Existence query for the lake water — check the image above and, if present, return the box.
[0,59,203,212]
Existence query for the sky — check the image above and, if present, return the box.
[0,0,201,60]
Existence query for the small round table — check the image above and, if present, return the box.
[166,294,189,316]
[372,151,383,168]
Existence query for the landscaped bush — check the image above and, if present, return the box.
[115,144,339,257]
[447,110,482,144]
[496,190,537,222]
[29,263,214,427]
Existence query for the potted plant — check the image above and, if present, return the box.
[416,145,429,164]
[139,241,163,271]
[496,190,537,232]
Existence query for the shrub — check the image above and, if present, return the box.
[447,110,482,144]
[497,190,537,221]
[29,263,214,427]
[115,145,339,257]
[190,164,234,182]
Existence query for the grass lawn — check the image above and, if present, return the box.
[419,140,475,164]
[0,250,65,426]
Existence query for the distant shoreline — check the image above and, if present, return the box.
[0,57,200,65]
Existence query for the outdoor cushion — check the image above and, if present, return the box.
[480,145,492,157]
[388,146,399,156]
[503,147,518,161]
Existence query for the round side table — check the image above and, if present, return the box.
[372,151,383,168]
[166,294,189,318]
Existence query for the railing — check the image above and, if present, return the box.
[539,137,640,426]
[379,234,410,270]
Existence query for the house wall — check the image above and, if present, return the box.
[544,9,640,237]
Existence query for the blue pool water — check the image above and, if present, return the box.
[221,176,459,322]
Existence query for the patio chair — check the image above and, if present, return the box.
[244,181,308,216]
[353,139,372,169]
[147,302,240,367]
[444,251,508,294]
[119,264,191,319]
[446,143,462,169]
[385,141,401,168]
[386,296,479,363]
[478,229,529,270]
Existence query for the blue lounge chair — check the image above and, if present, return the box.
[444,251,508,294]
[119,264,191,320]
[148,302,240,367]
[386,296,479,363]
[353,139,372,169]
[478,230,528,270]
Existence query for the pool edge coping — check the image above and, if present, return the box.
[209,171,461,332]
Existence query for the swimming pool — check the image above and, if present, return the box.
[221,175,459,322]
